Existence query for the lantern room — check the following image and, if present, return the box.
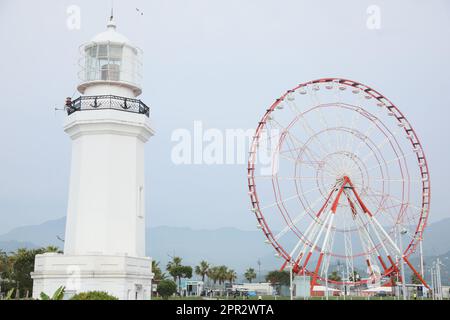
[77,16,143,97]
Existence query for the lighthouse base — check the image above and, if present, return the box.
[31,253,153,300]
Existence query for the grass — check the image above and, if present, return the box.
[152,295,434,301]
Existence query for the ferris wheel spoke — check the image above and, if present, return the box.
[354,209,383,263]
[364,152,415,174]
[354,215,380,277]
[277,153,320,170]
[347,118,380,169]
[283,100,344,175]
[350,183,401,227]
[359,210,397,269]
[284,119,340,174]
[279,126,326,167]
[297,101,341,168]
[320,228,336,279]
[348,125,405,174]
[274,194,325,241]
[364,189,423,214]
[260,181,334,212]
[288,213,324,260]
[298,209,333,272]
[361,191,398,228]
[344,225,356,283]
[334,106,351,174]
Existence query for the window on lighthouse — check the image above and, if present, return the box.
[84,43,123,82]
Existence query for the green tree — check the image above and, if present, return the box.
[157,280,177,300]
[207,266,220,286]
[71,291,118,300]
[0,250,7,272]
[328,271,342,282]
[166,257,193,292]
[265,270,290,286]
[244,268,257,283]
[166,256,182,282]
[411,273,422,285]
[226,269,237,285]
[195,260,210,282]
[8,246,60,297]
[152,260,166,284]
[217,265,228,285]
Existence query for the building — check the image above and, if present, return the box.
[31,13,154,300]
[232,283,274,296]
[180,280,204,296]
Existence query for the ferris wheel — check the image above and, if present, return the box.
[247,78,430,291]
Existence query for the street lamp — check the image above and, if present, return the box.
[289,264,293,301]
[398,226,408,300]
[400,227,426,298]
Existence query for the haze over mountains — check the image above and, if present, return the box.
[0,217,449,283]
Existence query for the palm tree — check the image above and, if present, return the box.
[207,266,220,287]
[152,260,166,284]
[217,265,228,286]
[195,260,210,282]
[166,256,182,282]
[43,246,61,253]
[244,268,257,283]
[226,269,237,285]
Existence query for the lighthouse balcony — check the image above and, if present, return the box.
[67,95,149,117]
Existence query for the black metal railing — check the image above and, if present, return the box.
[66,95,150,117]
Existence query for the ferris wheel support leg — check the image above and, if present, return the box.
[349,177,431,289]
[403,256,430,290]
[305,182,345,288]
[362,216,391,275]
[310,253,325,295]
[298,209,333,274]
[310,213,335,292]
[290,187,337,274]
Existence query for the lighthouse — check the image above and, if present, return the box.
[31,15,154,300]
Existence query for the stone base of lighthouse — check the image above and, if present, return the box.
[31,253,153,300]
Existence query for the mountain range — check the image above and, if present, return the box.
[0,217,449,282]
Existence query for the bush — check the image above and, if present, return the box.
[70,291,118,300]
[157,280,177,300]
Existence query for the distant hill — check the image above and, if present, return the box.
[147,225,278,274]
[0,218,65,248]
[421,218,450,257]
[0,240,38,253]
[0,218,278,274]
[0,217,449,276]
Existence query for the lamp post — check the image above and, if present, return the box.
[402,229,426,298]
[430,266,435,300]
[398,226,408,300]
[289,264,293,301]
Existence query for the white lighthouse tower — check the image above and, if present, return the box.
[31,14,154,300]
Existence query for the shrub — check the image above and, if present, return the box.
[157,280,177,300]
[70,291,118,300]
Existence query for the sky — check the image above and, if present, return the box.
[0,0,449,234]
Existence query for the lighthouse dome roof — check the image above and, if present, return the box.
[90,17,130,45]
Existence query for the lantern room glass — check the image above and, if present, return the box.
[80,42,142,87]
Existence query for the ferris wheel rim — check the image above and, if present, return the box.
[247,77,431,285]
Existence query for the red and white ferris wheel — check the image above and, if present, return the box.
[247,78,430,291]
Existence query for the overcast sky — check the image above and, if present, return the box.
[0,0,449,234]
